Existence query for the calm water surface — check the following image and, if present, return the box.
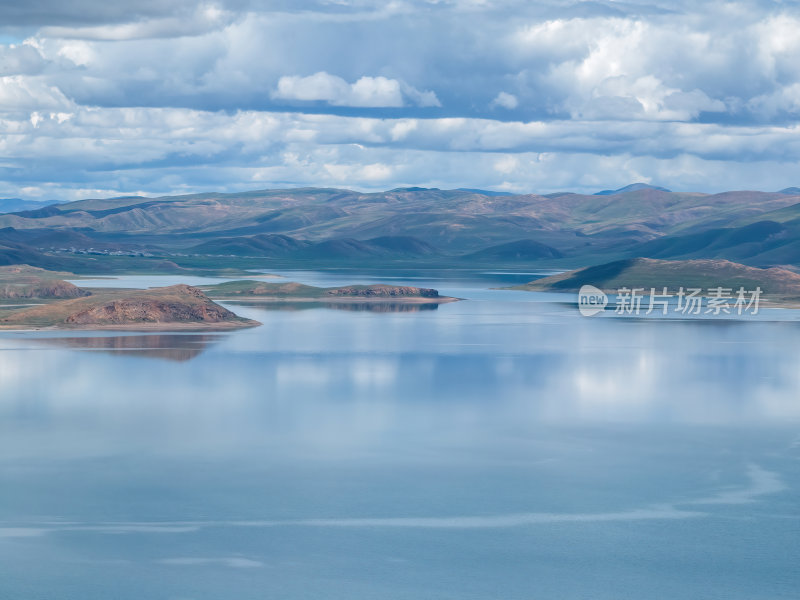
[1,270,798,599]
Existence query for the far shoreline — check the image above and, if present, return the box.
[215,295,461,304]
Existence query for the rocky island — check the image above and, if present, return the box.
[0,267,458,329]
[203,281,459,304]
[0,267,260,330]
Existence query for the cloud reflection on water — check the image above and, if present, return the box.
[29,334,224,362]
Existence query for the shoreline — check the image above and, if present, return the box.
[214,295,461,304]
[0,319,261,332]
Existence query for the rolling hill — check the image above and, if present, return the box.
[1,186,800,270]
[518,258,800,299]
[463,239,563,261]
[0,265,91,299]
[0,284,259,330]
[0,199,63,214]
[594,183,672,195]
[189,234,439,259]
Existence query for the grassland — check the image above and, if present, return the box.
[4,186,800,274]
[515,258,800,304]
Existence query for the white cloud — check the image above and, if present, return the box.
[566,74,727,121]
[39,4,235,41]
[401,82,441,107]
[5,106,800,166]
[348,75,403,107]
[0,75,74,112]
[491,91,518,109]
[323,161,392,182]
[493,155,518,174]
[0,2,799,198]
[275,72,352,103]
[0,43,46,76]
[54,40,95,66]
[273,71,438,108]
[390,119,418,140]
[747,83,800,117]
[2,105,800,200]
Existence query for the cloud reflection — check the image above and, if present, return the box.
[157,557,263,568]
[28,334,223,362]
[230,301,441,313]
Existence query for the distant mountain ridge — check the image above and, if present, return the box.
[2,186,800,270]
[190,234,439,259]
[0,199,63,214]
[519,258,800,298]
[463,239,563,261]
[456,188,515,196]
[594,183,672,195]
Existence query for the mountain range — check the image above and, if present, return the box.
[0,198,63,214]
[1,185,800,271]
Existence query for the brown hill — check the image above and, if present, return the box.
[325,285,440,298]
[3,187,799,257]
[0,265,91,299]
[1,284,259,330]
[205,280,453,302]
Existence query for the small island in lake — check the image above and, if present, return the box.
[0,265,259,330]
[203,280,460,304]
[0,266,458,330]
[1,284,260,331]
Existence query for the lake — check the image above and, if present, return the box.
[1,269,798,599]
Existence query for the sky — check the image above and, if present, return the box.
[1,0,800,201]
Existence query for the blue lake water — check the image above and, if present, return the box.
[1,269,798,599]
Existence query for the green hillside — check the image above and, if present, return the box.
[2,187,800,271]
[518,258,800,299]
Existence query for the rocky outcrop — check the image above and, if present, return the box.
[0,280,90,299]
[206,280,447,300]
[325,285,439,298]
[63,285,236,325]
[0,265,91,299]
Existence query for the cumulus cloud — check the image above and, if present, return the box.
[39,4,236,41]
[0,75,74,112]
[747,83,800,118]
[2,105,800,200]
[0,44,46,76]
[491,91,518,110]
[13,3,800,122]
[0,1,799,198]
[564,75,727,121]
[273,71,439,108]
